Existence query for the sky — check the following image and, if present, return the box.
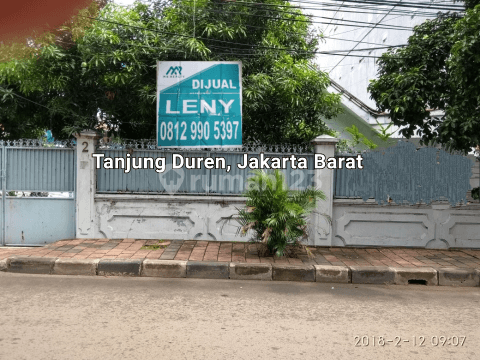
[114,0,137,6]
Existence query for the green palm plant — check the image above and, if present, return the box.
[237,169,326,257]
[374,119,395,141]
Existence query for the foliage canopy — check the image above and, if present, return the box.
[368,1,480,153]
[0,0,341,143]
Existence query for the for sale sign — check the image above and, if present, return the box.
[156,61,242,148]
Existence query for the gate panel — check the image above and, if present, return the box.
[5,198,75,245]
[1,146,4,245]
[1,141,76,246]
[6,148,74,191]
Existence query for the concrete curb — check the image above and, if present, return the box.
[438,268,480,287]
[272,264,315,282]
[8,256,56,274]
[351,266,395,285]
[394,267,438,286]
[0,259,7,272]
[98,259,142,276]
[1,256,479,288]
[230,263,272,281]
[314,265,350,283]
[0,258,8,271]
[53,259,99,276]
[187,261,229,279]
[142,260,187,278]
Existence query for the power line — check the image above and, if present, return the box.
[290,0,464,11]
[321,35,398,47]
[113,2,427,48]
[327,0,400,73]
[325,0,451,72]
[78,15,407,58]
[335,0,464,9]
[183,16,401,46]
[196,14,404,46]
[133,0,463,19]
[214,0,437,22]
[325,12,405,37]
[127,1,437,31]
[206,8,413,30]
[225,0,462,13]
[0,86,51,110]
[323,0,344,33]
[179,4,415,30]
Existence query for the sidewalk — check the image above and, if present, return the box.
[1,238,480,269]
[1,239,480,287]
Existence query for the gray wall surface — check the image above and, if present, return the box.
[309,0,462,110]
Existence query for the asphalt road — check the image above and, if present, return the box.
[0,273,479,360]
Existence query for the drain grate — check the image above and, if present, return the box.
[408,279,427,285]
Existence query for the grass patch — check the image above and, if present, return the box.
[141,240,167,251]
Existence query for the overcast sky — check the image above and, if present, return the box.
[114,0,137,6]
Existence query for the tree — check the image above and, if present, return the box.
[0,0,107,139]
[0,0,342,143]
[0,1,107,63]
[368,1,480,153]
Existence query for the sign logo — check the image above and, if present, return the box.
[166,66,182,75]
[164,66,183,78]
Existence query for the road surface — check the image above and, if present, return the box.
[0,273,479,359]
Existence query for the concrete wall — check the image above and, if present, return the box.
[333,200,480,249]
[90,195,480,249]
[93,194,247,241]
[75,132,339,246]
[75,131,480,249]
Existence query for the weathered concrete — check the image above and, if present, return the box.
[142,260,187,278]
[94,195,249,242]
[310,135,339,246]
[438,268,480,287]
[272,264,315,282]
[97,259,142,276]
[187,261,229,279]
[8,256,56,274]
[314,265,350,283]
[75,130,100,238]
[333,201,480,249]
[229,263,272,281]
[0,258,7,272]
[53,259,99,276]
[393,267,438,286]
[351,266,395,285]
[89,197,480,248]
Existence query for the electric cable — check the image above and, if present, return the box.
[77,14,407,58]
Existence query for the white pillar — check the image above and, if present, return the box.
[74,130,100,238]
[310,135,339,246]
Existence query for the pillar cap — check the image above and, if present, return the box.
[74,129,101,139]
[311,134,339,146]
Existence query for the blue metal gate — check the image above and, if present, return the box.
[0,140,76,246]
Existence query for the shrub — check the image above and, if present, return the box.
[472,187,479,200]
[237,169,326,257]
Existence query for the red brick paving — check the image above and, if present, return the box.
[1,239,480,270]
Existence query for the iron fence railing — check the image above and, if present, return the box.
[95,139,315,195]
